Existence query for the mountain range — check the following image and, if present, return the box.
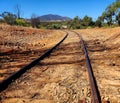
[37,14,71,22]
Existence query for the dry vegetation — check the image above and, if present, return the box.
[0,24,65,51]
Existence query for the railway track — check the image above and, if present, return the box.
[0,31,101,103]
[0,33,68,92]
[74,31,101,103]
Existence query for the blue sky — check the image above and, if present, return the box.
[0,0,116,20]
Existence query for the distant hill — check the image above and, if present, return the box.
[38,14,71,22]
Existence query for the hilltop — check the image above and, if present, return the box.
[37,14,71,22]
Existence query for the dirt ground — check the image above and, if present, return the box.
[0,25,120,103]
[76,27,120,103]
[0,24,65,81]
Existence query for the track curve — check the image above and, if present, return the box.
[0,31,101,103]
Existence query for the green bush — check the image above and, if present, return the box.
[15,19,27,26]
[47,23,61,29]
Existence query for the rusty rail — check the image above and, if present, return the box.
[81,37,101,103]
[0,33,68,92]
[73,31,101,103]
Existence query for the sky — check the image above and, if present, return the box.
[0,0,116,20]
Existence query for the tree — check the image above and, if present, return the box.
[116,12,120,25]
[114,0,120,25]
[67,16,81,29]
[101,5,111,25]
[82,15,93,27]
[95,17,102,27]
[0,12,17,25]
[15,4,22,19]
[31,14,40,28]
[101,0,120,26]
[104,5,115,26]
[72,16,81,29]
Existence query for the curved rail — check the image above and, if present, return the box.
[0,33,68,92]
[72,31,101,103]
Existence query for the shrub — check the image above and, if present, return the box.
[47,23,61,29]
[15,19,27,26]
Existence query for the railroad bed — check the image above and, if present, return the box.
[0,31,93,103]
[0,30,119,103]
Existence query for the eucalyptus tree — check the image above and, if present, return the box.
[0,12,17,25]
[82,15,93,27]
[101,0,120,26]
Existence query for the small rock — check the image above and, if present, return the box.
[112,63,116,66]
[73,95,76,99]
[104,97,109,101]
[104,50,107,52]
[78,100,85,103]
[102,100,110,103]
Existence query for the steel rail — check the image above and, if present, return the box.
[81,37,101,103]
[0,33,68,92]
[72,31,101,103]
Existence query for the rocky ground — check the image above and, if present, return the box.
[0,25,120,103]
